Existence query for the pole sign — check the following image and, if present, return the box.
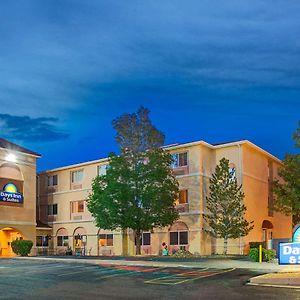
[279,242,300,264]
[0,183,23,204]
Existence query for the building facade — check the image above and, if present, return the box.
[37,140,292,256]
[0,138,40,256]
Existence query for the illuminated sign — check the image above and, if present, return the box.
[0,183,23,204]
[279,242,300,265]
[293,225,300,242]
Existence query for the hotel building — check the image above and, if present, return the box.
[0,138,41,256]
[36,139,292,256]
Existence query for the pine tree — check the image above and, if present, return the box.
[204,158,254,255]
[273,121,300,226]
[88,107,179,255]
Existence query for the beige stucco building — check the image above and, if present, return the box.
[36,140,292,256]
[0,138,41,256]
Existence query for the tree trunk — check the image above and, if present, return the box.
[223,237,228,255]
[135,230,142,255]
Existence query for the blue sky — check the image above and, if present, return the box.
[0,1,299,171]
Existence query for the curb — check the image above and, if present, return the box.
[247,282,300,289]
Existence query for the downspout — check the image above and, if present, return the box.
[238,144,243,254]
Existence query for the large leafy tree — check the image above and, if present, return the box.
[204,158,254,255]
[88,107,179,255]
[273,121,300,226]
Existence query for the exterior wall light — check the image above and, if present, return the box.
[5,153,17,163]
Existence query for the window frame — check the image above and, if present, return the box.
[178,190,188,204]
[47,204,58,215]
[134,232,151,246]
[171,152,188,168]
[71,169,84,183]
[71,200,85,214]
[98,234,114,247]
[169,231,188,246]
[48,174,58,187]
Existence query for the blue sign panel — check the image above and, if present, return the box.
[0,183,23,204]
[279,242,300,265]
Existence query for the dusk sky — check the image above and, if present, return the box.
[0,1,299,171]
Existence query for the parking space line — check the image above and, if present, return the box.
[144,268,235,285]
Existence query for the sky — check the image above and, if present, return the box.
[0,0,299,171]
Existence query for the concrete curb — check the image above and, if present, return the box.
[249,273,300,288]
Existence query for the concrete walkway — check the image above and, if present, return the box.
[11,256,300,288]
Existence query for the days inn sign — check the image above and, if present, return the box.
[0,183,24,204]
[278,225,300,264]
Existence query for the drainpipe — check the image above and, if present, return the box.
[237,144,243,254]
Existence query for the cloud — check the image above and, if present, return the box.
[0,114,70,142]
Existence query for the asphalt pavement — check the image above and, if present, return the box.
[0,258,300,299]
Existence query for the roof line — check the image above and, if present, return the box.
[39,139,281,173]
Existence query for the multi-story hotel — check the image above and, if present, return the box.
[36,139,292,256]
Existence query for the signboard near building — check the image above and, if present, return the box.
[279,242,300,265]
[0,179,24,205]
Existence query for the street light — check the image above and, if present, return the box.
[5,153,17,163]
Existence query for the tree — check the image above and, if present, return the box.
[204,158,254,255]
[88,107,179,255]
[273,121,300,226]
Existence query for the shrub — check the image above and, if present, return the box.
[263,249,276,262]
[248,248,259,262]
[11,240,33,256]
[248,247,276,262]
[172,249,194,258]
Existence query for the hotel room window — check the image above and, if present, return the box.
[48,174,58,186]
[178,190,188,204]
[170,231,188,245]
[57,236,69,247]
[171,152,188,168]
[97,165,108,176]
[71,200,85,213]
[48,204,58,215]
[71,170,84,183]
[98,234,113,246]
[135,232,151,246]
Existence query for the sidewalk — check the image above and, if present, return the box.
[12,255,300,288]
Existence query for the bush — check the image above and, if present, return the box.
[172,249,194,258]
[11,240,33,256]
[248,248,259,262]
[248,247,276,262]
[263,249,276,262]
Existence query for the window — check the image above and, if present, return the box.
[57,236,69,247]
[97,165,108,176]
[36,236,49,247]
[71,170,84,183]
[178,190,188,204]
[71,200,85,213]
[135,232,151,246]
[171,152,188,168]
[229,163,236,180]
[48,175,58,186]
[48,204,58,215]
[169,231,188,245]
[98,234,113,246]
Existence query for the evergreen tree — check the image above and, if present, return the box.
[88,107,179,255]
[204,158,254,255]
[273,121,300,226]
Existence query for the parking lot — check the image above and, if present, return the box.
[0,259,300,299]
